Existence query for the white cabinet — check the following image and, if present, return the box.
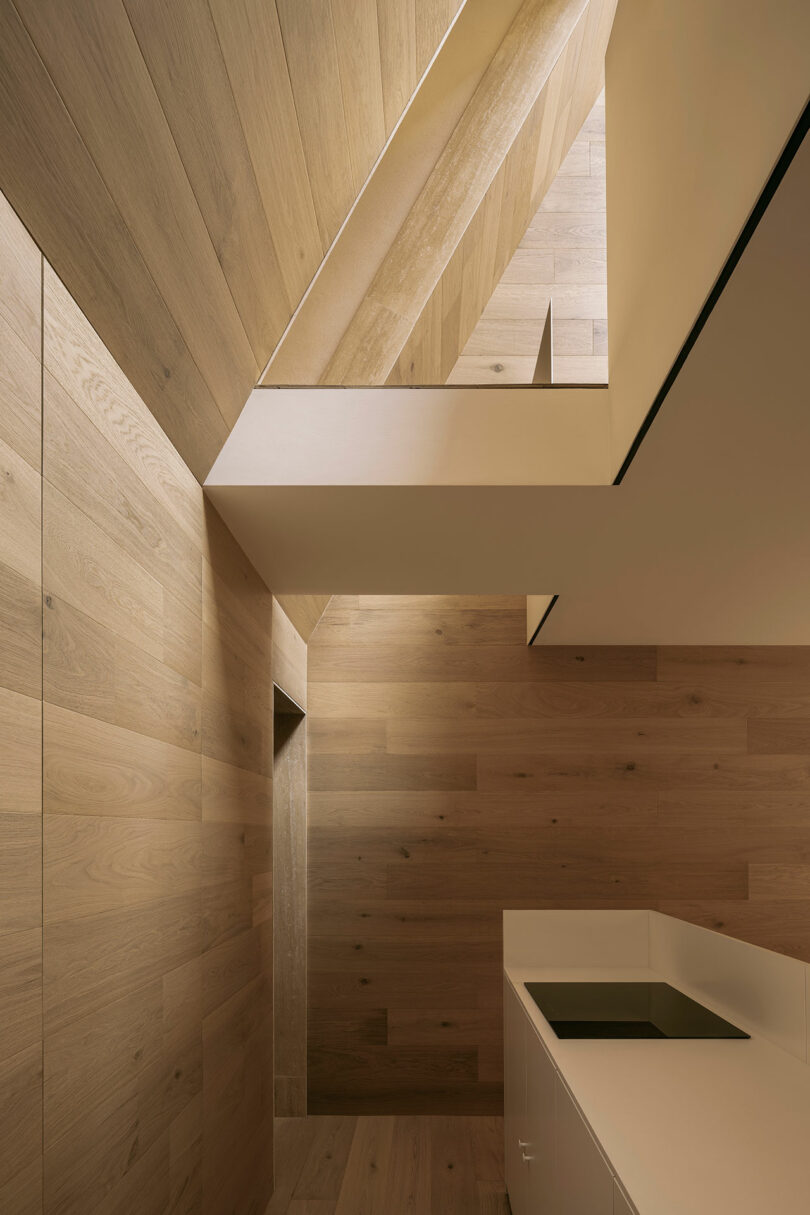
[504,977,530,1215]
[554,1076,614,1215]
[525,1026,556,1208]
[504,979,625,1215]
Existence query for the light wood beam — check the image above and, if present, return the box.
[388,0,616,386]
[320,0,615,387]
[261,0,524,386]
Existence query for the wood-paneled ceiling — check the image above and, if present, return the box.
[0,0,463,479]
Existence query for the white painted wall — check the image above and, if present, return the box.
[605,0,810,473]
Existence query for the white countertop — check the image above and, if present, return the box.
[506,964,810,1215]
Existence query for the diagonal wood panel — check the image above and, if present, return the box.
[14,0,259,424]
[0,0,463,478]
[0,1,229,482]
[121,0,292,361]
[323,0,616,386]
[388,0,615,385]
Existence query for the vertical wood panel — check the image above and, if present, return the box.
[0,3,228,480]
[20,208,275,1214]
[274,709,308,1117]
[122,0,292,360]
[331,0,387,193]
[202,506,274,1215]
[14,0,258,426]
[275,0,356,249]
[0,177,42,1215]
[377,0,418,136]
[209,0,324,308]
[308,596,810,1113]
[331,0,614,386]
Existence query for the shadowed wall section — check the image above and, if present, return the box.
[308,595,810,1113]
[1,191,276,1215]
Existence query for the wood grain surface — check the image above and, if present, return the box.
[274,700,308,1117]
[384,0,616,387]
[0,1,462,474]
[1,187,279,1213]
[0,192,42,1215]
[267,1114,507,1214]
[308,595,810,1113]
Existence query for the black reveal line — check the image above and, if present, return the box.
[613,97,810,486]
[531,96,810,643]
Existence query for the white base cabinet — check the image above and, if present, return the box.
[504,976,530,1215]
[504,979,631,1215]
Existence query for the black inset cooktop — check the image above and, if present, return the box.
[525,981,749,1040]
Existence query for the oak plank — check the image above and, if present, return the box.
[387,717,746,755]
[0,312,40,472]
[0,559,40,699]
[308,718,387,755]
[44,815,201,923]
[309,642,656,683]
[309,753,477,792]
[275,0,356,248]
[43,372,202,613]
[0,929,41,1064]
[0,814,41,933]
[331,0,386,193]
[748,719,810,754]
[274,713,307,1113]
[123,0,291,360]
[201,755,271,826]
[44,891,202,1035]
[0,8,227,478]
[0,687,41,814]
[209,0,323,306]
[748,865,810,901]
[0,190,41,358]
[44,595,202,752]
[0,1044,42,1195]
[309,681,478,719]
[44,704,200,821]
[16,0,257,423]
[377,0,417,136]
[43,275,204,550]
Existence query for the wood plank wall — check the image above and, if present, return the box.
[0,190,44,1215]
[383,0,615,387]
[272,601,309,1119]
[273,704,308,1119]
[1,191,278,1214]
[0,1,462,477]
[308,595,810,1114]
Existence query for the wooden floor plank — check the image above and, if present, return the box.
[271,1116,507,1214]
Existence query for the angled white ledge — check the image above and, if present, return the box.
[206,385,611,488]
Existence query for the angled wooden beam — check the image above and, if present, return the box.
[262,0,615,388]
[261,0,525,385]
[388,0,616,385]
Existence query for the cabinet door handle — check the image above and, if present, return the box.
[521,1150,535,1163]
[518,1140,530,1148]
